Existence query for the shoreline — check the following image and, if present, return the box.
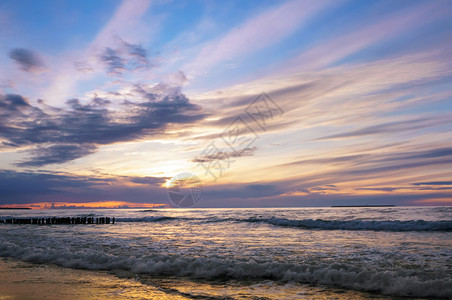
[0,257,400,300]
[0,258,186,299]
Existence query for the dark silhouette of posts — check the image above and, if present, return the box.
[0,216,116,225]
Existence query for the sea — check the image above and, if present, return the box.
[0,207,451,299]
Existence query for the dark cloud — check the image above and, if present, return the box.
[413,181,452,186]
[0,83,208,167]
[192,147,257,163]
[405,148,452,160]
[246,184,275,191]
[311,185,339,191]
[130,176,168,185]
[122,40,151,69]
[16,144,97,167]
[0,170,168,205]
[1,169,449,207]
[101,47,126,76]
[99,39,152,76]
[355,187,399,192]
[414,186,452,191]
[0,170,101,199]
[9,48,44,72]
[0,94,30,114]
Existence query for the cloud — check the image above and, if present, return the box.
[0,94,30,113]
[0,82,208,166]
[316,117,451,140]
[311,185,339,192]
[130,176,168,185]
[99,39,152,76]
[0,170,168,205]
[74,61,94,73]
[121,39,151,69]
[413,181,452,186]
[192,49,452,143]
[355,187,399,192]
[192,146,257,163]
[271,146,452,193]
[9,48,45,72]
[283,154,369,167]
[100,47,126,76]
[282,1,451,73]
[91,0,152,48]
[16,144,97,167]
[202,183,283,199]
[184,0,329,73]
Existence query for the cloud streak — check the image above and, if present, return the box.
[184,0,329,73]
[192,146,257,163]
[283,1,452,72]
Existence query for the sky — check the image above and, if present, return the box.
[0,0,451,208]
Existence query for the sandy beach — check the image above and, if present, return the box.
[0,258,186,300]
[0,258,395,300]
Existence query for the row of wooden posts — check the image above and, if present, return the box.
[0,217,115,225]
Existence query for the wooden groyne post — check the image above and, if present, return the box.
[0,217,115,225]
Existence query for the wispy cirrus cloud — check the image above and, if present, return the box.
[316,117,452,140]
[90,0,152,48]
[183,0,330,74]
[281,0,452,73]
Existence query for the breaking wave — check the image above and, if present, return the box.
[116,216,452,231]
[239,217,452,231]
[0,242,450,298]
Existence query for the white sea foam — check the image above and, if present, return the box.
[241,217,452,231]
[0,242,450,298]
[115,216,452,231]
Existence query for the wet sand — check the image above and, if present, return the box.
[0,258,186,299]
[0,258,408,299]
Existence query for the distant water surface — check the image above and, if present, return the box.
[0,207,451,299]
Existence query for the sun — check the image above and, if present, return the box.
[164,178,175,188]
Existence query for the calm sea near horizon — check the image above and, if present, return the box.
[0,206,451,299]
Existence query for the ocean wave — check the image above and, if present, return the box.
[239,217,452,231]
[2,215,450,231]
[115,216,452,231]
[0,243,450,298]
[116,216,179,222]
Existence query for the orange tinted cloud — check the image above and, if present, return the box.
[0,201,168,209]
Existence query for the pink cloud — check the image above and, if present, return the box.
[184,0,331,74]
